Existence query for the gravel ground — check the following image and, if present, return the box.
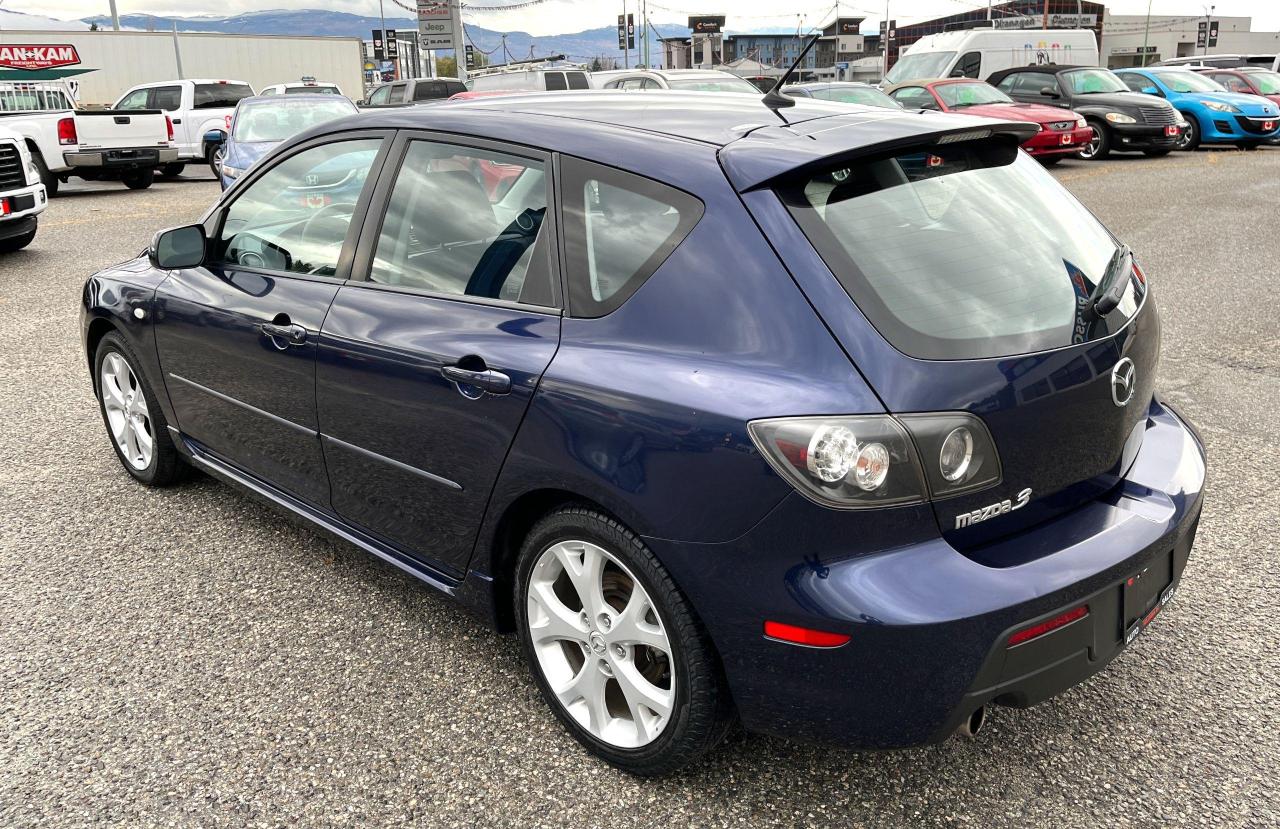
[1,149,1277,828]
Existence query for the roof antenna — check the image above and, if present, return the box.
[763,34,821,111]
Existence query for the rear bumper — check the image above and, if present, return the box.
[64,147,179,169]
[645,396,1206,748]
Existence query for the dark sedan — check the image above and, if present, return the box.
[81,92,1205,775]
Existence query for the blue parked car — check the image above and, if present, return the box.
[80,92,1206,775]
[218,94,359,190]
[1115,67,1280,149]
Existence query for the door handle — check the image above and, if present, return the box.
[171,118,182,124]
[261,321,307,346]
[442,365,511,396]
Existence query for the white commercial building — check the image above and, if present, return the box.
[1101,14,1280,68]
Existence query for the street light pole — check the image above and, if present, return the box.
[109,0,121,30]
[1140,0,1153,66]
[1202,4,1215,57]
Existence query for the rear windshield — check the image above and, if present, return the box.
[780,140,1145,360]
[233,98,356,141]
[286,85,340,95]
[666,76,760,93]
[194,83,255,109]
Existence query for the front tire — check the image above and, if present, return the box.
[0,219,36,253]
[122,169,154,190]
[1179,115,1201,150]
[95,333,186,486]
[1077,123,1110,160]
[515,506,732,775]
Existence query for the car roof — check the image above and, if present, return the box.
[987,64,1097,77]
[240,93,353,105]
[790,81,877,89]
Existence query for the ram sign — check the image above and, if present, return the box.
[0,44,81,71]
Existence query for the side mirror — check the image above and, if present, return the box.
[1141,86,1160,96]
[949,69,966,78]
[1039,86,1060,98]
[150,224,206,270]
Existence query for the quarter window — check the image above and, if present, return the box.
[561,158,703,317]
[214,139,382,277]
[368,140,555,306]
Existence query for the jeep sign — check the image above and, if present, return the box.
[0,44,81,72]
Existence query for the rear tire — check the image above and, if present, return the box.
[94,332,187,486]
[0,220,36,253]
[122,169,154,190]
[31,151,59,197]
[515,506,732,776]
[1077,123,1110,160]
[160,162,185,178]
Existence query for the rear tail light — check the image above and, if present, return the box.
[764,620,850,648]
[57,117,77,146]
[165,115,174,142]
[748,412,1000,509]
[1007,605,1089,647]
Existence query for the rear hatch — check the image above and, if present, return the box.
[726,116,1157,560]
[74,109,170,150]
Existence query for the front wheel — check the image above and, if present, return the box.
[95,333,186,486]
[516,506,732,775]
[1179,115,1201,150]
[0,219,36,253]
[1077,124,1110,160]
[122,169,154,190]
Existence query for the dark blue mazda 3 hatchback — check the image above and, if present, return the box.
[81,91,1206,775]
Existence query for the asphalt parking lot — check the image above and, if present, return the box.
[1,148,1278,828]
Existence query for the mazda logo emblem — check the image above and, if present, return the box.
[1111,357,1136,407]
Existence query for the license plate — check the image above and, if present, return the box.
[1265,121,1276,131]
[1122,552,1173,645]
[1165,125,1180,136]
[1061,134,1073,145]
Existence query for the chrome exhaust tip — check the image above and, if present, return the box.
[955,705,987,739]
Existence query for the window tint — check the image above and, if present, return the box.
[193,83,254,109]
[954,51,981,79]
[150,85,182,111]
[545,72,568,90]
[567,72,591,90]
[387,84,407,103]
[412,81,441,101]
[780,143,1140,360]
[369,141,555,306]
[214,139,381,277]
[117,89,149,109]
[562,158,703,317]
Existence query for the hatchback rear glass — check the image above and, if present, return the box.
[779,139,1145,360]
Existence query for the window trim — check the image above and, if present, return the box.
[203,129,396,284]
[344,129,565,315]
[559,155,705,319]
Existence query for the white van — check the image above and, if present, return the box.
[468,67,592,93]
[883,27,1099,86]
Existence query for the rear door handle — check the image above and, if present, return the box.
[261,322,307,346]
[442,365,511,395]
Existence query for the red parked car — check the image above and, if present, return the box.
[1194,67,1280,107]
[886,79,1094,165]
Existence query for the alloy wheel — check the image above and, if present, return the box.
[526,539,675,749]
[1079,127,1102,159]
[100,352,154,470]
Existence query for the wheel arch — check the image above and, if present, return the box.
[85,316,120,393]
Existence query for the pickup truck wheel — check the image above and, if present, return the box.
[0,220,37,253]
[160,162,185,178]
[122,169,155,190]
[32,153,59,197]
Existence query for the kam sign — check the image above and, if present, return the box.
[0,44,81,72]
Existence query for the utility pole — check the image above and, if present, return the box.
[378,0,388,67]
[882,0,890,80]
[108,0,121,31]
[171,21,184,79]
[1202,4,1215,57]
[1140,0,1153,66]
[622,0,629,69]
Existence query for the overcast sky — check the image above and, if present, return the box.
[9,0,1280,36]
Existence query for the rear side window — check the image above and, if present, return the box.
[150,86,182,111]
[544,72,568,91]
[388,85,407,103]
[561,158,703,317]
[779,141,1143,360]
[412,82,441,101]
[193,83,254,109]
[567,72,590,90]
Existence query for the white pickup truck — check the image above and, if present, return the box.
[113,79,255,178]
[0,125,47,253]
[0,81,176,196]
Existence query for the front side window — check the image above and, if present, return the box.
[780,141,1142,360]
[665,77,760,93]
[891,86,939,110]
[935,82,1011,108]
[232,99,357,142]
[214,139,381,277]
[1153,71,1226,93]
[368,86,391,105]
[193,83,255,109]
[369,140,555,306]
[562,158,703,317]
[1247,71,1280,94]
[1119,73,1151,93]
[954,51,981,79]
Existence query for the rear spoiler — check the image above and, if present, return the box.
[720,112,1040,192]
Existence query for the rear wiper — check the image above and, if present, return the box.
[1088,244,1132,318]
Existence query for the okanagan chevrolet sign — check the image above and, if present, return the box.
[0,45,82,71]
